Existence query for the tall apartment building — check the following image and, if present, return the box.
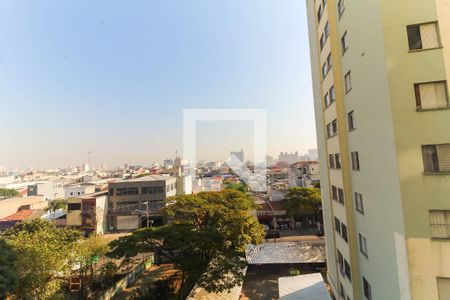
[306,1,450,299]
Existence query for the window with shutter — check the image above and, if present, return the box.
[430,210,450,239]
[422,144,450,173]
[420,23,440,49]
[407,22,440,50]
[415,81,449,110]
[437,144,450,172]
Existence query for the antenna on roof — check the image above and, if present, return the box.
[87,150,92,164]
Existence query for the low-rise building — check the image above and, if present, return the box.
[107,175,177,231]
[288,161,320,187]
[66,191,108,235]
[0,195,47,219]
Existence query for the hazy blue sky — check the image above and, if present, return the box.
[0,0,316,170]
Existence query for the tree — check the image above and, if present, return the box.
[282,187,322,222]
[0,239,18,299]
[107,190,264,299]
[2,219,81,299]
[77,234,109,295]
[45,198,67,221]
[223,179,249,192]
[0,188,19,197]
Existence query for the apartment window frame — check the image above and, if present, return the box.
[335,153,342,169]
[329,154,335,169]
[351,151,360,171]
[337,0,345,19]
[335,217,341,235]
[341,223,348,242]
[363,277,372,300]
[355,192,364,214]
[359,233,369,258]
[422,144,450,174]
[317,4,323,23]
[324,92,331,108]
[406,21,441,52]
[329,85,336,103]
[414,80,450,111]
[344,71,352,93]
[337,188,344,205]
[341,31,349,55]
[430,210,450,239]
[331,185,338,201]
[347,110,355,131]
[344,259,352,281]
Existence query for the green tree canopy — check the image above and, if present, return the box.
[0,188,19,197]
[107,190,264,298]
[2,219,81,299]
[0,239,18,299]
[282,187,322,219]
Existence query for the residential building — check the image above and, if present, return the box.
[278,152,299,164]
[288,161,320,187]
[0,196,47,219]
[36,180,65,200]
[64,183,96,198]
[307,0,450,299]
[66,191,108,235]
[107,175,177,231]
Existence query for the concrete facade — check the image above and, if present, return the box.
[306,0,450,299]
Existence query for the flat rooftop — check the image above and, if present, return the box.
[246,241,326,264]
[122,175,176,182]
[278,273,331,300]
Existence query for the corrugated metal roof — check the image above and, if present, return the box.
[246,242,326,264]
[278,273,331,300]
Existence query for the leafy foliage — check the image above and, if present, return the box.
[282,187,322,219]
[2,219,81,299]
[0,239,18,299]
[107,190,264,298]
[0,188,19,197]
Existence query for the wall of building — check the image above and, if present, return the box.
[0,196,47,219]
[377,0,450,299]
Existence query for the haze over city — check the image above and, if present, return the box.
[0,0,316,170]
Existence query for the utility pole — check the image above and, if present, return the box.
[143,201,150,228]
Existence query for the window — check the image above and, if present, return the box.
[345,71,352,93]
[116,187,139,196]
[324,22,330,39]
[327,53,333,69]
[407,22,440,51]
[363,277,372,300]
[335,153,341,169]
[68,203,81,211]
[109,188,114,196]
[329,154,335,168]
[337,250,344,268]
[359,233,368,257]
[338,188,344,204]
[351,151,360,170]
[317,5,323,23]
[355,192,364,214]
[340,282,346,298]
[337,0,345,18]
[329,85,336,103]
[344,259,352,281]
[331,185,338,201]
[324,92,331,107]
[348,110,355,130]
[422,144,450,173]
[327,119,338,138]
[335,217,341,235]
[320,33,326,50]
[322,62,328,78]
[322,0,327,6]
[341,31,348,54]
[414,81,449,110]
[341,223,348,242]
[430,210,450,239]
[142,186,164,194]
[437,277,450,300]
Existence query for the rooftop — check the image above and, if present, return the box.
[278,273,331,300]
[246,242,326,264]
[124,175,176,182]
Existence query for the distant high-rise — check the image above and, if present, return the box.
[307,0,450,299]
[278,151,298,164]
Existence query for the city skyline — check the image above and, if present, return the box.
[0,0,317,169]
